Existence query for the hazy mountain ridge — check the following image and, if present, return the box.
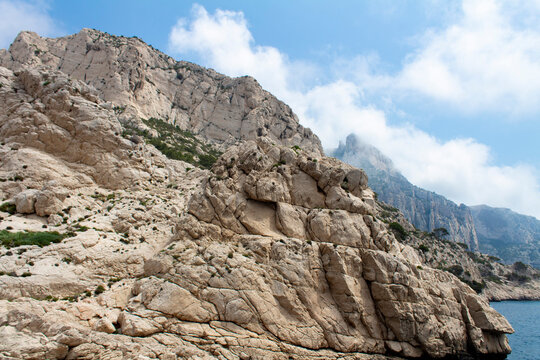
[0,29,535,359]
[471,205,540,269]
[331,134,479,250]
[332,134,540,269]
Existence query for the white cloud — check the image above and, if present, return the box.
[394,0,540,114]
[0,0,58,49]
[168,3,540,219]
[168,5,314,97]
[294,79,540,218]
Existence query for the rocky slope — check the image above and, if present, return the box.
[390,224,540,302]
[0,30,519,359]
[331,134,479,250]
[471,205,540,269]
[0,29,321,155]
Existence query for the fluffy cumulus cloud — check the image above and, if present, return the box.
[0,0,58,49]
[391,0,540,114]
[298,85,540,218]
[169,5,314,96]
[168,3,540,219]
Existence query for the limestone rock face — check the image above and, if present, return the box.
[1,29,322,155]
[164,138,512,359]
[0,29,517,360]
[0,65,155,193]
[14,189,38,214]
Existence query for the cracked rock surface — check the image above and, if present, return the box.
[0,29,514,360]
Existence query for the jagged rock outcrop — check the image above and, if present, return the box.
[0,30,517,360]
[0,29,322,154]
[0,65,161,193]
[332,134,479,250]
[154,138,512,359]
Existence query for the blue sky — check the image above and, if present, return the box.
[1,0,539,219]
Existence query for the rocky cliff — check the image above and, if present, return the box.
[0,29,322,154]
[331,134,479,250]
[471,205,540,269]
[0,30,517,359]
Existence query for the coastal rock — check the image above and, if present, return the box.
[170,138,513,358]
[0,29,520,360]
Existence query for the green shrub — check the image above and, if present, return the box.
[418,244,429,253]
[74,225,89,232]
[486,275,502,284]
[446,265,464,277]
[432,227,449,239]
[0,202,16,215]
[466,251,486,264]
[125,118,223,170]
[464,279,486,294]
[488,255,501,262]
[0,230,71,248]
[506,272,531,283]
[94,285,105,295]
[389,222,407,240]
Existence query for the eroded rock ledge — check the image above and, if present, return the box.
[0,137,514,360]
[141,138,513,359]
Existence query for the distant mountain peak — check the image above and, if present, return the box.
[331,133,480,250]
[334,134,401,178]
[332,133,540,267]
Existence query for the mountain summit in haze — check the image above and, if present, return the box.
[332,134,540,268]
[331,134,479,250]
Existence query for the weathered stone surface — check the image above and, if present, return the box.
[35,189,65,217]
[174,138,513,359]
[14,189,38,213]
[0,29,520,360]
[92,318,116,334]
[1,29,323,155]
[118,311,160,337]
[0,325,68,360]
[0,66,154,192]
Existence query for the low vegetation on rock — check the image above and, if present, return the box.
[122,118,222,169]
[0,202,16,215]
[0,230,70,248]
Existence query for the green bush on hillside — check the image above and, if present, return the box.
[0,230,71,248]
[389,222,408,240]
[0,202,16,215]
[121,118,222,170]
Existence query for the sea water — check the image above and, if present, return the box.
[490,301,540,360]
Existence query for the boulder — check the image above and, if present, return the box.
[14,189,39,214]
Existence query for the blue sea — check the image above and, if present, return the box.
[490,301,540,360]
